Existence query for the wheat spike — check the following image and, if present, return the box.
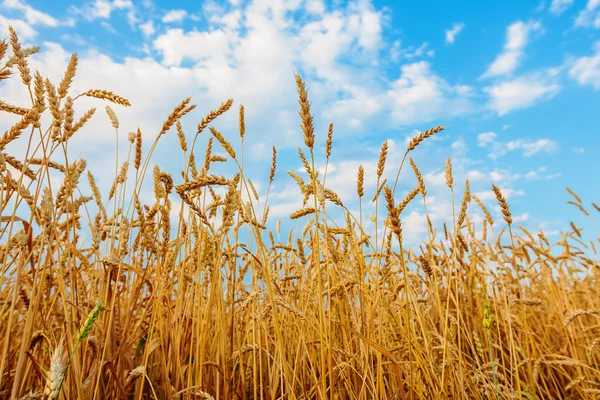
[492,184,512,225]
[269,146,277,184]
[325,122,333,159]
[457,180,471,229]
[357,165,364,198]
[209,127,236,160]
[409,157,426,197]
[82,89,131,106]
[407,126,445,152]
[377,140,388,180]
[295,74,315,150]
[9,26,32,86]
[58,53,78,99]
[445,158,453,189]
[44,343,65,400]
[290,208,316,220]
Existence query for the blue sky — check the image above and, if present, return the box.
[1,0,599,246]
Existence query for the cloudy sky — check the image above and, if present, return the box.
[1,0,599,246]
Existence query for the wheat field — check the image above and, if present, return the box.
[1,26,600,400]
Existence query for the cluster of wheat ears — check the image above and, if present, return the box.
[1,26,600,400]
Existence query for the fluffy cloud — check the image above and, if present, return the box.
[390,41,435,61]
[524,166,562,180]
[74,0,136,25]
[568,41,600,89]
[481,20,542,78]
[162,9,187,23]
[385,61,476,125]
[477,132,559,158]
[0,0,74,37]
[148,0,471,136]
[575,0,600,28]
[0,15,37,40]
[2,0,61,26]
[484,70,561,115]
[296,2,386,75]
[550,0,575,15]
[139,20,155,36]
[461,166,560,183]
[445,23,464,44]
[153,28,236,67]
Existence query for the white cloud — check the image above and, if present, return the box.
[477,132,497,146]
[550,0,575,15]
[507,139,559,157]
[0,15,37,40]
[389,41,436,62]
[385,61,476,125]
[152,0,462,137]
[347,0,384,51]
[484,71,560,115]
[268,184,304,219]
[489,170,521,182]
[568,41,600,89]
[524,170,539,180]
[536,1,546,12]
[76,0,136,24]
[445,23,464,44]
[324,85,383,128]
[114,0,133,9]
[477,132,559,158]
[466,170,488,182]
[510,139,558,157]
[209,10,242,30]
[401,210,429,244]
[297,2,386,76]
[489,171,521,182]
[99,20,116,33]
[201,1,228,23]
[162,9,187,23]
[139,20,155,36]
[89,0,114,18]
[524,167,562,180]
[572,147,585,153]
[506,21,541,50]
[424,170,448,188]
[407,42,434,59]
[2,0,60,27]
[485,52,521,77]
[306,0,326,14]
[153,28,235,66]
[513,212,530,223]
[481,20,543,78]
[575,0,600,28]
[451,138,468,152]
